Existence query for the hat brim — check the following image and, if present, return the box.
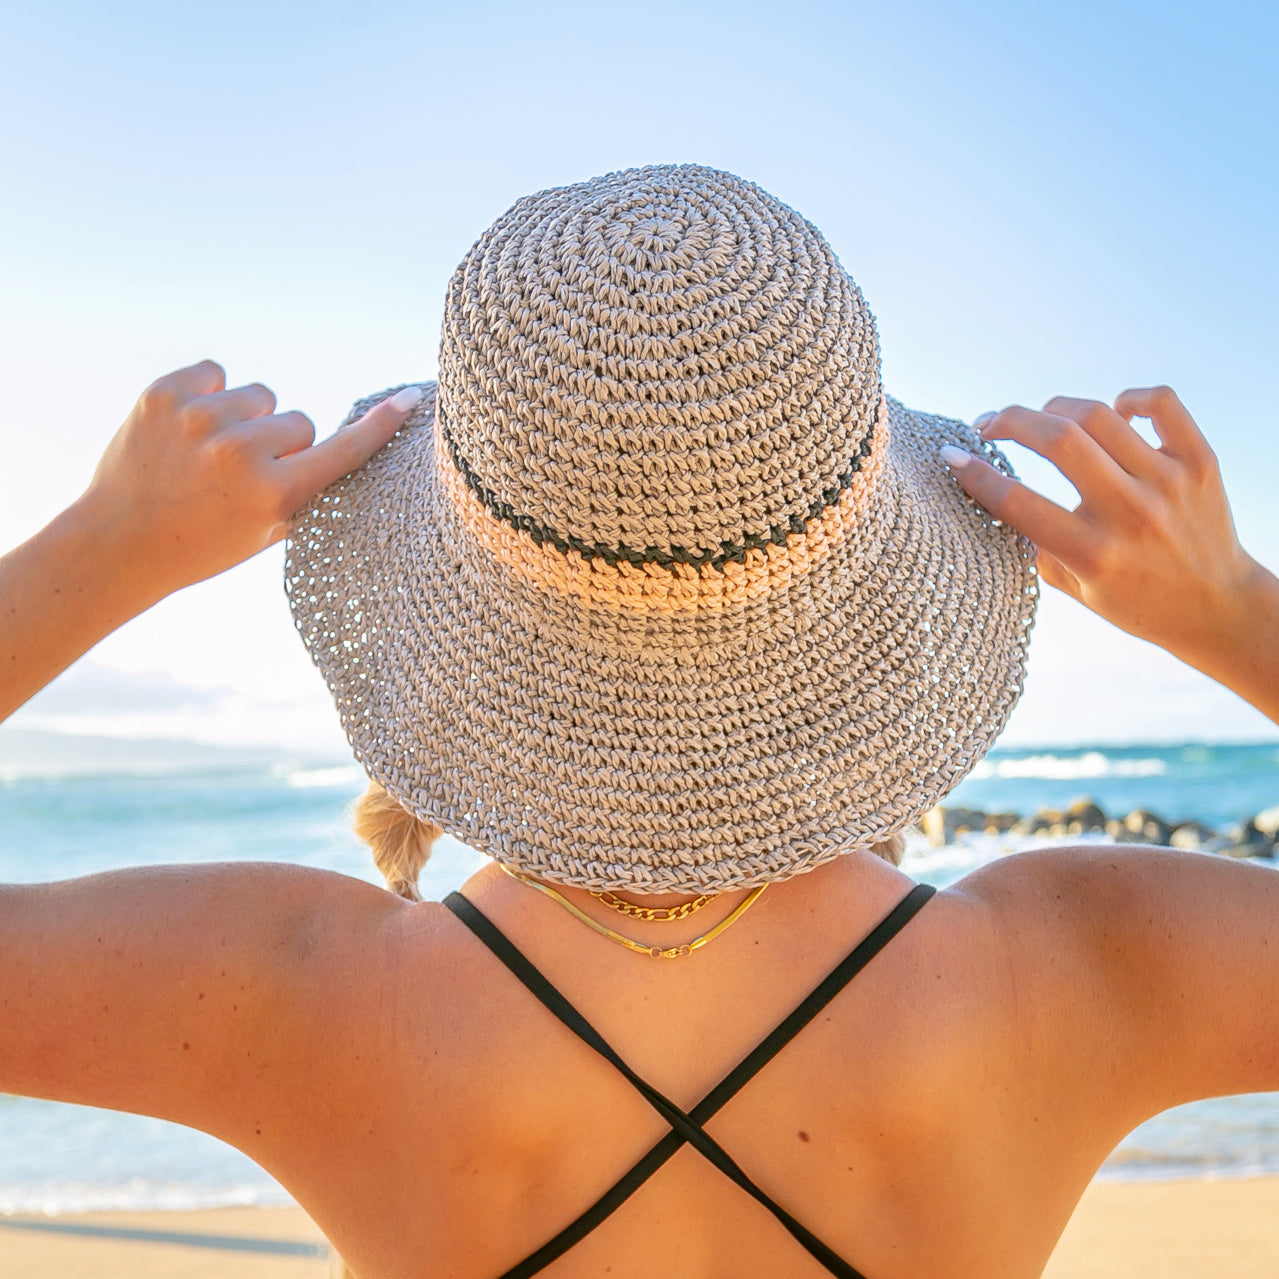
[286,387,1036,892]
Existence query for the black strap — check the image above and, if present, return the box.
[445,882,936,1279]
[445,893,860,1275]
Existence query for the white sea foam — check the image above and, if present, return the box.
[904,830,1118,880]
[970,751,1168,781]
[282,765,364,790]
[0,1180,293,1215]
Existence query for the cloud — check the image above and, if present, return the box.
[19,662,228,715]
[8,659,350,757]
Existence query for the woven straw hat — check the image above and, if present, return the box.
[285,164,1037,893]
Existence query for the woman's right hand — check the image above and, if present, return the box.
[942,385,1279,723]
[83,360,421,601]
[0,361,422,724]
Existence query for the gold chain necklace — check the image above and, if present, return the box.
[589,887,715,922]
[499,863,767,959]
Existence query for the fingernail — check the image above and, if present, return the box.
[389,385,426,413]
[939,445,975,471]
[973,410,997,432]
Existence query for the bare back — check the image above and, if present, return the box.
[225,849,1209,1279]
[9,842,1279,1278]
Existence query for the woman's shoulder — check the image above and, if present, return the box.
[944,843,1279,1107]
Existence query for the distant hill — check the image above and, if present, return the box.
[0,727,349,778]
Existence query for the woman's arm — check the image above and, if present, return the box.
[947,386,1279,1117]
[0,860,404,1142]
[942,385,1279,722]
[0,361,420,721]
[0,362,422,1126]
[966,841,1279,1128]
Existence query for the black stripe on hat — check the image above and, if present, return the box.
[439,413,877,573]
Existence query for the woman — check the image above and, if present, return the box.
[2,164,1277,1279]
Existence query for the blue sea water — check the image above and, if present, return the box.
[0,740,1277,1212]
[948,741,1279,832]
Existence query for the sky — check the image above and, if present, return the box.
[2,0,1276,751]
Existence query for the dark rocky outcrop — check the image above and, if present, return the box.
[918,795,1277,859]
[1065,798,1107,833]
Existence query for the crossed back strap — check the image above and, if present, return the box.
[444,882,936,1279]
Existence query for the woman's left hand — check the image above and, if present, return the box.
[942,386,1279,723]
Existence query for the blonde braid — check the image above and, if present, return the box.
[870,832,906,866]
[352,780,442,901]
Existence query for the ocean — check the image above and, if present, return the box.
[1,739,1277,1213]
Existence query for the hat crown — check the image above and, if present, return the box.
[437,164,882,568]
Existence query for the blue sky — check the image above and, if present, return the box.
[2,0,1276,747]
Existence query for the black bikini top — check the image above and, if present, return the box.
[443,881,936,1278]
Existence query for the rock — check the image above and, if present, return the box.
[920,807,946,846]
[983,812,1019,834]
[950,810,987,839]
[1253,805,1279,840]
[921,805,1270,854]
[1225,817,1265,846]
[1123,809,1173,845]
[1065,797,1107,834]
[1010,808,1072,838]
[1169,820,1221,851]
[920,807,944,845]
[1225,816,1278,858]
[921,806,989,846]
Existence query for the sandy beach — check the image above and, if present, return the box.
[1044,1177,1279,1277]
[4,1179,1279,1276]
[0,1207,328,1278]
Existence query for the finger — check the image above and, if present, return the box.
[190,382,278,426]
[141,360,226,410]
[1112,385,1214,469]
[979,405,1137,508]
[280,385,426,508]
[1041,395,1169,482]
[1035,547,1083,602]
[245,410,316,459]
[941,446,1089,562]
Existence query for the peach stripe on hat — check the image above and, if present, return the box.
[435,393,891,616]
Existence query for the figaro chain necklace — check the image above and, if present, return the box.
[499,863,767,959]
[591,887,715,921]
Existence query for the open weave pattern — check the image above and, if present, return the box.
[285,164,1038,893]
[438,165,879,570]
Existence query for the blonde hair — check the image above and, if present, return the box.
[871,831,906,866]
[352,781,443,901]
